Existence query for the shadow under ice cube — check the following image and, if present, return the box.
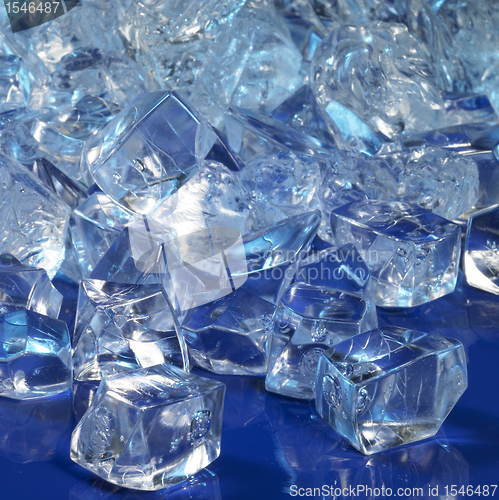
[0,310,72,399]
[330,200,461,308]
[315,326,467,455]
[70,364,225,491]
[266,282,370,400]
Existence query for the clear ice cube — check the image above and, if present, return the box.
[71,192,136,277]
[182,288,275,376]
[70,364,225,490]
[311,22,447,141]
[0,309,72,399]
[84,91,216,215]
[266,282,370,400]
[241,150,322,232]
[0,253,62,318]
[0,152,70,279]
[291,243,378,327]
[73,279,187,381]
[330,200,461,308]
[315,326,467,454]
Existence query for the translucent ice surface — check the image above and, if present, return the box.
[71,364,225,490]
[266,282,370,400]
[241,150,322,232]
[84,91,216,215]
[311,22,446,142]
[330,200,461,308]
[319,146,479,225]
[73,279,187,381]
[0,253,62,318]
[182,288,275,376]
[316,326,467,454]
[0,309,72,399]
[0,153,70,278]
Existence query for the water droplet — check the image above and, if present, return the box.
[190,409,211,440]
[311,320,327,342]
[342,411,348,419]
[113,172,121,182]
[356,387,368,414]
[322,374,342,408]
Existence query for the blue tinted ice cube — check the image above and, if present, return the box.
[266,282,370,400]
[71,364,225,490]
[330,200,461,307]
[316,326,467,454]
[0,309,72,399]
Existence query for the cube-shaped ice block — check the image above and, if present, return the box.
[83,91,216,215]
[266,282,370,400]
[291,243,378,328]
[70,364,225,490]
[330,200,461,308]
[464,204,499,294]
[182,288,275,376]
[73,279,187,381]
[0,253,62,318]
[0,309,72,399]
[316,326,467,455]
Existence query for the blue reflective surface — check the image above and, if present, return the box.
[0,269,498,499]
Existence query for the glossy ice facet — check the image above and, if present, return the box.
[330,200,461,308]
[443,92,499,126]
[188,6,303,127]
[70,364,225,490]
[311,22,446,141]
[182,288,275,376]
[73,279,187,381]
[464,205,499,295]
[0,55,31,114]
[0,309,72,399]
[292,244,378,327]
[316,326,467,454]
[266,282,370,400]
[84,91,216,215]
[0,253,62,317]
[224,106,336,163]
[29,158,87,210]
[239,211,321,303]
[0,153,70,278]
[241,150,322,232]
[72,193,135,277]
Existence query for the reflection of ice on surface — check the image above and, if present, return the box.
[0,391,71,463]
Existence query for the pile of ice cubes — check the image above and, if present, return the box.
[1,0,499,489]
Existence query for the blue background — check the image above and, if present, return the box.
[0,267,498,500]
